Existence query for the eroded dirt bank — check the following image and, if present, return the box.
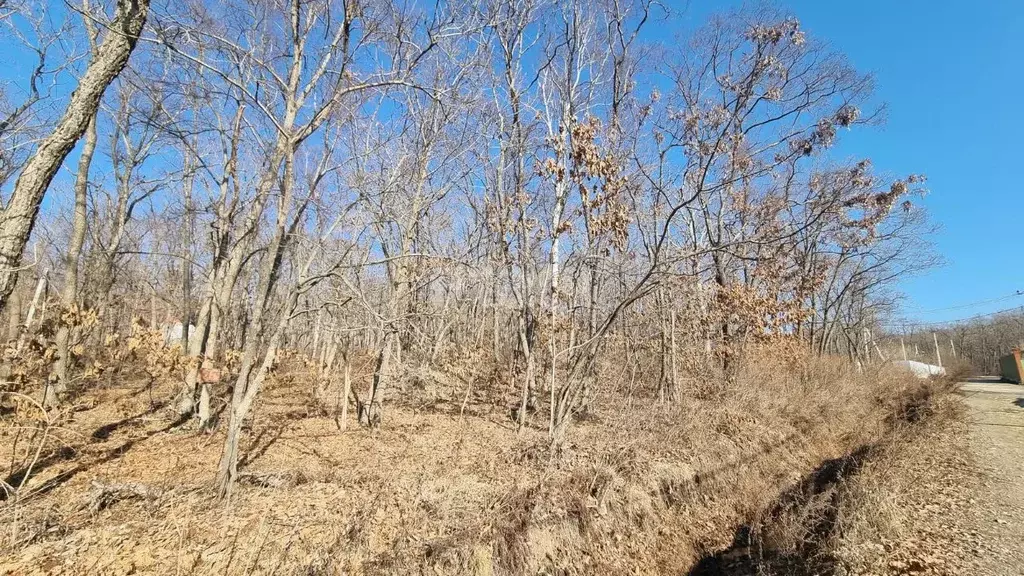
[687,378,1024,576]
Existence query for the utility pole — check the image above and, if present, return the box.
[900,338,908,361]
[933,332,943,367]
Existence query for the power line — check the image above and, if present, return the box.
[882,303,1024,329]
[903,290,1023,314]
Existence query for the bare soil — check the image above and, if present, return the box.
[820,378,1024,576]
[961,378,1024,574]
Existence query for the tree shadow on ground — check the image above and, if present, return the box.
[238,424,286,468]
[91,398,170,440]
[2,405,188,502]
[686,445,874,576]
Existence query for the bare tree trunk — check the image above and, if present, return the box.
[515,318,534,433]
[6,289,20,340]
[670,309,678,398]
[338,359,351,431]
[180,297,212,420]
[183,205,247,423]
[311,308,323,357]
[197,382,211,428]
[657,288,669,402]
[52,114,97,394]
[217,306,290,498]
[0,0,149,314]
[180,162,195,350]
[364,330,394,428]
[548,179,567,436]
[23,274,46,331]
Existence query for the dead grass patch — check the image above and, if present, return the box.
[0,351,946,575]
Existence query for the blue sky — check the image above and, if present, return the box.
[681,0,1024,324]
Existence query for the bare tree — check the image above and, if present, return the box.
[0,0,150,314]
[48,0,103,404]
[0,1,942,503]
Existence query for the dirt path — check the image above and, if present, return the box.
[961,378,1024,574]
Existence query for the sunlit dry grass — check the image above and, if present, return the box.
[0,346,946,575]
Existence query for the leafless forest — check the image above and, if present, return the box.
[0,1,979,574]
[894,307,1024,374]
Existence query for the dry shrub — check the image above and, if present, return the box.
[941,358,973,384]
[1,305,97,394]
[444,349,947,575]
[826,389,968,575]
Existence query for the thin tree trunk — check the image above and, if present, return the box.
[180,296,212,419]
[339,360,351,431]
[52,114,97,394]
[180,171,194,350]
[516,322,534,433]
[548,213,564,437]
[311,308,323,357]
[217,308,289,498]
[364,331,394,428]
[6,289,20,341]
[670,309,678,400]
[657,288,669,402]
[23,274,46,331]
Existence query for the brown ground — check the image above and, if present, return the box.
[0,355,957,575]
[826,377,1024,576]
[961,378,1024,574]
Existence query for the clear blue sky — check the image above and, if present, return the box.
[681,0,1024,324]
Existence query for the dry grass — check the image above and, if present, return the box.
[684,374,966,576]
[827,389,975,575]
[0,349,947,575]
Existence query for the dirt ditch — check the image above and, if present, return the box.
[688,444,875,575]
[685,380,954,576]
